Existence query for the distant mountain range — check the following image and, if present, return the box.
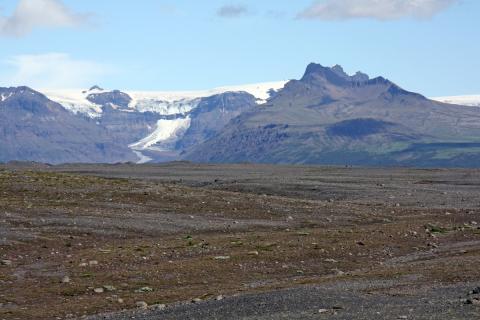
[1,63,480,167]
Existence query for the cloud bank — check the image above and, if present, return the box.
[298,0,459,21]
[217,5,249,18]
[2,53,110,89]
[0,0,89,37]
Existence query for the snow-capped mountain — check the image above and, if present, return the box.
[43,81,287,118]
[3,64,480,167]
[41,81,287,163]
[431,95,480,107]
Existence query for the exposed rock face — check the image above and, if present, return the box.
[176,92,257,151]
[87,90,132,109]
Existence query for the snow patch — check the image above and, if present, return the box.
[0,93,13,102]
[127,81,287,103]
[43,89,103,118]
[432,95,480,107]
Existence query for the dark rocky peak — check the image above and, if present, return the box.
[1,86,41,96]
[0,86,51,104]
[87,90,132,109]
[331,64,350,79]
[385,83,426,99]
[0,86,66,115]
[89,85,104,91]
[351,71,370,82]
[301,63,370,86]
[332,65,370,82]
[301,63,351,86]
[367,76,393,86]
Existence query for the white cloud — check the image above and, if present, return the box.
[0,0,89,37]
[2,53,111,89]
[298,0,459,21]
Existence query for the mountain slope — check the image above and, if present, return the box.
[184,63,480,167]
[0,87,136,164]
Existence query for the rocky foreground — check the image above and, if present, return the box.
[0,163,479,319]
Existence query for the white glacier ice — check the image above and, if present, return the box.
[42,81,288,118]
[431,95,480,107]
[129,117,191,151]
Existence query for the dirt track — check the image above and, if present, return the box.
[0,163,479,319]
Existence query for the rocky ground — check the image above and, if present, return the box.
[0,162,479,319]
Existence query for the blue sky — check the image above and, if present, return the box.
[0,0,478,96]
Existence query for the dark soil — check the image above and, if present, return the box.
[0,163,479,319]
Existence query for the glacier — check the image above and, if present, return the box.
[432,95,480,107]
[41,81,287,164]
[129,117,192,151]
[43,81,287,118]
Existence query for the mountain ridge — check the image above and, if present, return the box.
[183,63,480,167]
[1,63,480,166]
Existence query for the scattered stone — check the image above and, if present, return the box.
[248,251,259,256]
[79,262,88,267]
[324,258,338,263]
[216,295,224,301]
[332,269,345,276]
[135,286,154,293]
[93,288,104,294]
[153,304,166,311]
[136,301,148,309]
[0,260,12,266]
[103,285,116,292]
[61,276,71,284]
[297,231,310,236]
[89,260,99,266]
[117,298,124,304]
[214,256,230,260]
[466,298,480,305]
[471,287,480,295]
[318,309,329,314]
[192,298,202,303]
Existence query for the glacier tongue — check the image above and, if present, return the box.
[129,117,191,151]
[132,151,153,164]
